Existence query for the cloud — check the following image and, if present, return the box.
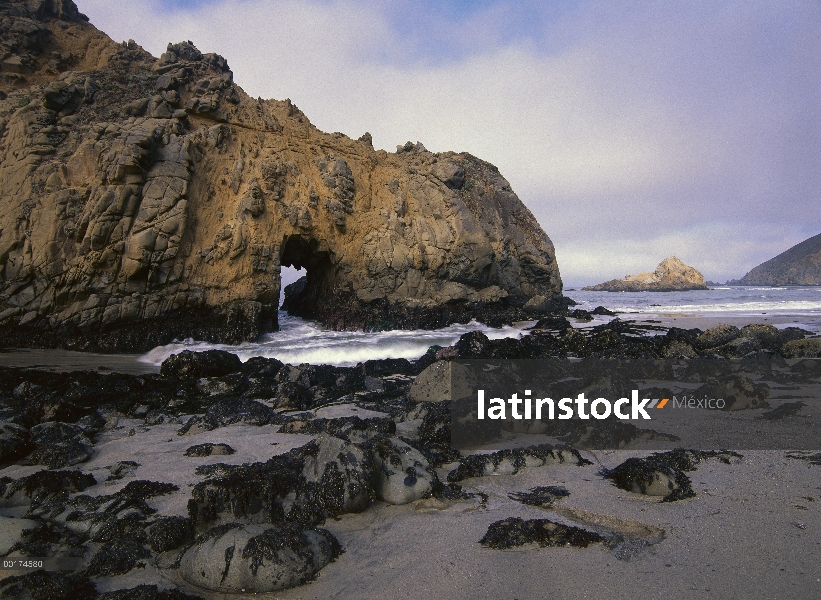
[79,0,821,284]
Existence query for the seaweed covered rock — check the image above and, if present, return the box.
[26,421,93,468]
[0,570,97,600]
[695,325,740,350]
[508,486,570,508]
[147,516,194,553]
[188,435,373,529]
[0,469,96,508]
[178,522,341,593]
[447,445,591,483]
[601,449,742,502]
[781,337,821,358]
[279,415,395,444]
[480,517,603,549]
[370,437,435,505]
[184,443,235,457]
[160,350,242,379]
[83,537,151,577]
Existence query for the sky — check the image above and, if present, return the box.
[79,0,820,286]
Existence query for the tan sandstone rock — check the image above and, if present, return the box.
[583,257,707,292]
[0,0,563,350]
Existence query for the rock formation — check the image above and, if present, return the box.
[0,0,563,351]
[728,232,821,286]
[583,257,707,292]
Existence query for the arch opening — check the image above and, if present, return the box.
[279,236,334,320]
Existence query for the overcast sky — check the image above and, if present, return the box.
[80,0,820,286]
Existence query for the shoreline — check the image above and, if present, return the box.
[0,321,818,598]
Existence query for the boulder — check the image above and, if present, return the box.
[695,325,740,350]
[781,337,821,358]
[160,350,242,379]
[27,422,93,468]
[370,437,435,505]
[178,522,340,593]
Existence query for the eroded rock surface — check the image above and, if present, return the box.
[0,0,563,351]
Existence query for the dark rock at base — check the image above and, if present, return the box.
[98,585,205,600]
[480,517,603,549]
[161,350,242,380]
[184,443,235,457]
[0,571,97,600]
[147,516,194,553]
[591,306,617,316]
[454,331,491,358]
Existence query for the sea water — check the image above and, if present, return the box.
[139,286,821,368]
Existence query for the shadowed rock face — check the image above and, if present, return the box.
[0,0,562,351]
[583,257,707,292]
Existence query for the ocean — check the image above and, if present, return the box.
[138,286,821,368]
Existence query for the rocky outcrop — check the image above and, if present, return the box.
[729,232,821,286]
[0,0,563,351]
[583,257,707,292]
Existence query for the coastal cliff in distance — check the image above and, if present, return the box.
[583,256,707,292]
[728,233,821,286]
[0,0,563,351]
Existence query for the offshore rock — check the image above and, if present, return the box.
[0,0,563,351]
[584,257,707,292]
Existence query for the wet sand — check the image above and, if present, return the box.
[0,348,158,374]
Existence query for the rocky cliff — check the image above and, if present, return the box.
[0,0,563,350]
[729,233,821,286]
[583,257,707,292]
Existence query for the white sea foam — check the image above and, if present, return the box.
[139,312,538,367]
[139,287,821,367]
